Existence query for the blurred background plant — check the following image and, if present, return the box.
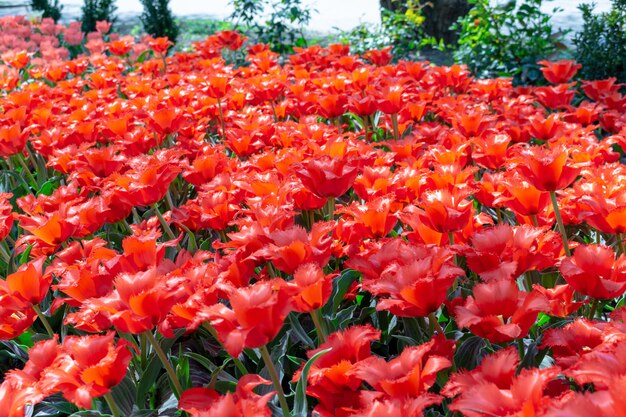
[339,0,438,60]
[80,0,116,32]
[451,0,569,84]
[30,0,62,22]
[140,0,179,43]
[229,0,312,54]
[574,0,626,82]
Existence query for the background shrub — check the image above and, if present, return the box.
[230,0,312,54]
[140,0,180,44]
[30,0,63,22]
[339,1,435,60]
[81,0,117,33]
[452,0,568,84]
[574,0,626,82]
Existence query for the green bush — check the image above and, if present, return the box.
[31,0,63,22]
[140,0,180,44]
[574,0,626,82]
[338,1,436,60]
[451,0,568,84]
[229,0,312,54]
[81,0,117,33]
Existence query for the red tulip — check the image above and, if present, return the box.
[179,374,275,417]
[560,244,626,299]
[205,280,293,357]
[295,155,359,199]
[538,59,581,84]
[454,280,548,343]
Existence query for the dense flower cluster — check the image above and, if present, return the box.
[1,15,626,417]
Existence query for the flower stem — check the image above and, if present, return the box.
[144,331,183,398]
[324,198,335,221]
[32,305,54,338]
[217,98,227,142]
[14,153,37,188]
[152,204,179,245]
[428,312,445,336]
[588,299,599,320]
[531,214,539,227]
[103,392,121,417]
[550,191,571,257]
[391,113,399,140]
[260,344,291,417]
[310,309,327,344]
[618,233,626,256]
[201,322,248,376]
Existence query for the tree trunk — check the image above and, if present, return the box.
[379,0,470,43]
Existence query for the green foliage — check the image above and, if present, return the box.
[80,0,117,33]
[338,2,437,60]
[31,0,63,22]
[140,0,180,44]
[452,0,568,84]
[229,0,312,54]
[574,0,626,82]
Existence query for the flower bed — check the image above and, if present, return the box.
[1,16,626,417]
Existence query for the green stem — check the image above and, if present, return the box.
[103,392,121,417]
[363,117,369,141]
[517,338,525,361]
[588,299,599,320]
[152,204,178,244]
[218,229,230,243]
[201,322,248,376]
[164,189,175,212]
[324,198,335,221]
[144,331,183,398]
[217,98,227,142]
[0,241,10,263]
[335,117,342,134]
[260,345,291,417]
[14,153,37,188]
[120,218,133,235]
[618,233,626,256]
[391,113,399,140]
[550,191,571,257]
[496,207,503,224]
[310,309,327,344]
[32,305,54,338]
[428,312,444,336]
[531,214,539,227]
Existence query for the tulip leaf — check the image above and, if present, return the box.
[288,313,315,348]
[36,177,60,196]
[136,356,161,406]
[31,395,78,417]
[324,268,360,317]
[111,375,137,415]
[454,336,489,371]
[258,331,291,396]
[293,348,331,417]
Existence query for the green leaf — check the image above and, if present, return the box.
[111,375,136,415]
[293,348,331,417]
[323,269,359,317]
[288,313,315,348]
[36,178,60,196]
[136,356,161,406]
[18,244,33,266]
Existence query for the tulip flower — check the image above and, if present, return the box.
[179,374,275,417]
[538,60,582,84]
[454,280,548,343]
[560,244,626,300]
